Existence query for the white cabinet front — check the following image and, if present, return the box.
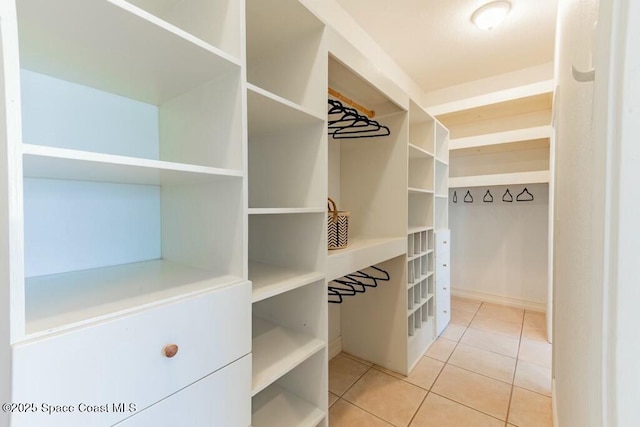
[115,355,251,427]
[11,281,251,427]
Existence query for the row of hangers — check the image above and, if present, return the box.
[453,187,535,203]
[328,266,390,303]
[327,98,391,139]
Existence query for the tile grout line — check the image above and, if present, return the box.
[504,308,526,425]
[428,390,510,424]
[334,397,396,427]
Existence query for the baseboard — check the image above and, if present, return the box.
[329,336,342,360]
[552,378,559,427]
[452,287,546,312]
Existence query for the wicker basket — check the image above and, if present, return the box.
[328,197,349,250]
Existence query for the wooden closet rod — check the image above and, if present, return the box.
[328,88,375,118]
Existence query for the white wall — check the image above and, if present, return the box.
[450,184,548,308]
[609,1,640,423]
[552,0,603,425]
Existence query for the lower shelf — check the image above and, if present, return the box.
[252,384,325,427]
[252,317,325,396]
[449,170,550,188]
[25,259,243,337]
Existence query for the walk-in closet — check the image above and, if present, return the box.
[3,0,637,426]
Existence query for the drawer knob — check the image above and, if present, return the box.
[444,241,448,244]
[444,310,448,314]
[443,264,447,267]
[163,344,179,358]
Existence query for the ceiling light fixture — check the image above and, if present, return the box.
[471,1,511,30]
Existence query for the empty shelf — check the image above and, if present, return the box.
[252,317,324,396]
[252,384,325,427]
[408,144,434,159]
[23,144,242,185]
[250,262,324,303]
[25,259,244,336]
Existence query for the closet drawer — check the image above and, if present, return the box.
[435,230,450,255]
[435,255,450,286]
[12,281,251,427]
[436,292,451,336]
[115,354,251,427]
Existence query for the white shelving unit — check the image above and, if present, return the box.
[405,101,449,370]
[1,0,251,425]
[245,0,328,425]
[438,91,553,188]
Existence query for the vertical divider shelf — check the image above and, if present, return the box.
[245,0,328,426]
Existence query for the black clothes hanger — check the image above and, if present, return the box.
[516,187,534,202]
[464,190,473,203]
[327,99,391,139]
[327,266,391,303]
[502,189,513,202]
[483,189,493,203]
[453,191,457,203]
[328,288,343,304]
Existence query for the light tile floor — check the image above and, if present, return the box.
[328,297,553,427]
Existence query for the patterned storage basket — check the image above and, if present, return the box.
[328,197,349,250]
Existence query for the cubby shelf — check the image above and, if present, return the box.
[251,317,325,396]
[252,384,325,427]
[435,158,449,166]
[408,144,434,159]
[408,226,433,234]
[449,170,550,188]
[25,260,243,337]
[19,0,241,105]
[327,237,406,281]
[23,144,243,185]
[247,84,325,136]
[249,262,324,303]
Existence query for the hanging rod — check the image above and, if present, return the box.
[328,87,375,118]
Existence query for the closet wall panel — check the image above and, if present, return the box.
[449,184,548,306]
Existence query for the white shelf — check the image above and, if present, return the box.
[247,84,324,137]
[427,80,554,116]
[435,157,449,166]
[408,187,434,195]
[25,259,243,336]
[248,208,325,215]
[252,317,324,396]
[327,237,406,281]
[408,144,434,159]
[449,170,550,188]
[408,226,433,234]
[23,144,243,185]
[435,194,448,198]
[252,384,325,427]
[250,262,324,303]
[18,0,240,105]
[449,125,553,151]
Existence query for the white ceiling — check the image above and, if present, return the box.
[335,0,558,92]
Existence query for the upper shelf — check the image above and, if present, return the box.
[17,0,240,106]
[450,125,553,152]
[329,56,404,118]
[437,93,553,140]
[427,80,554,117]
